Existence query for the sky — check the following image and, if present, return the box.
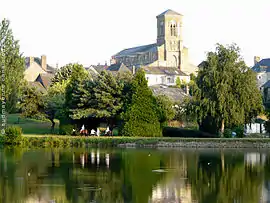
[0,0,269,68]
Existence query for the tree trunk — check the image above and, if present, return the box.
[50,119,55,134]
[220,119,225,137]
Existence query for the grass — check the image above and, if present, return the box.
[7,114,59,135]
[2,135,270,148]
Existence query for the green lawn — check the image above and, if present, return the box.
[7,114,59,135]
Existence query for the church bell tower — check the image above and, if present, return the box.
[156,9,184,69]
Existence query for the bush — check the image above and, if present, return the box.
[264,120,270,134]
[223,128,232,138]
[59,124,74,135]
[4,126,23,144]
[162,127,216,138]
[232,126,244,138]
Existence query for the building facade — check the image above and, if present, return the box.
[110,9,198,76]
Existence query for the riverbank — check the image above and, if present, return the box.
[1,135,270,148]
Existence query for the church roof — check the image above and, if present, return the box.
[251,58,270,73]
[157,9,183,17]
[114,43,157,57]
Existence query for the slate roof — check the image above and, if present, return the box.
[143,66,187,76]
[36,73,54,89]
[251,58,270,73]
[263,80,270,88]
[25,57,56,73]
[89,65,107,73]
[150,85,189,102]
[157,9,183,17]
[114,43,158,57]
[107,63,131,72]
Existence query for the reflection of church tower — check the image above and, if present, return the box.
[156,9,184,69]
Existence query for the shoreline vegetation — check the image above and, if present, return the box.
[2,135,270,148]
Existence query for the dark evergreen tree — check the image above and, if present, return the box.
[121,69,161,137]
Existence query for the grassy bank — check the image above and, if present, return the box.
[2,135,270,148]
[7,114,59,134]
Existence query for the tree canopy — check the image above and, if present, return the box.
[121,69,162,137]
[189,43,263,135]
[0,18,25,113]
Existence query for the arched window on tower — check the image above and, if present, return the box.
[173,24,177,36]
[170,24,173,36]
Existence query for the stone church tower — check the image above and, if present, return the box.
[156,10,184,69]
[112,9,198,75]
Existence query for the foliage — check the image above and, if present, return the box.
[0,19,25,113]
[155,95,175,127]
[59,124,74,135]
[232,126,244,138]
[4,125,22,144]
[19,85,44,118]
[264,120,270,134]
[223,128,232,138]
[162,127,216,138]
[189,43,264,135]
[121,69,162,137]
[175,77,181,88]
[70,71,124,120]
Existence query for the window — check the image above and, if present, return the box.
[170,25,173,36]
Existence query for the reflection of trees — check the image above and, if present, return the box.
[187,151,264,203]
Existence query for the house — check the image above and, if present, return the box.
[142,66,189,86]
[106,63,131,75]
[110,9,198,76]
[85,64,108,76]
[150,85,189,103]
[251,56,270,88]
[24,55,55,82]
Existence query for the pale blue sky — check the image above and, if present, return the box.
[1,0,269,68]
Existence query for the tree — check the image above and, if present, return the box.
[121,69,162,137]
[175,77,181,88]
[19,85,44,118]
[155,95,175,127]
[70,71,124,124]
[0,19,25,113]
[190,43,263,135]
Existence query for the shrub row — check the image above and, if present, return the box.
[162,127,216,138]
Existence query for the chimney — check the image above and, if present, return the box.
[132,66,136,75]
[254,56,260,66]
[29,56,34,66]
[41,55,47,71]
[110,57,116,65]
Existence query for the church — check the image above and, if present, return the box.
[110,9,198,82]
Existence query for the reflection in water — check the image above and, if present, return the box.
[1,148,270,203]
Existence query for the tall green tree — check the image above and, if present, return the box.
[121,69,161,137]
[0,19,25,113]
[190,43,263,135]
[155,95,175,127]
[70,71,124,123]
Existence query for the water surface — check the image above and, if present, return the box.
[0,147,269,203]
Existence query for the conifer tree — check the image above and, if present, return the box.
[121,69,161,137]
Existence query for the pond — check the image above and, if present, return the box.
[0,147,269,203]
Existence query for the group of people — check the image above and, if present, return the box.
[76,125,112,136]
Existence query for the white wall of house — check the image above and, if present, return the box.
[244,123,266,134]
[145,74,190,86]
[256,72,267,88]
